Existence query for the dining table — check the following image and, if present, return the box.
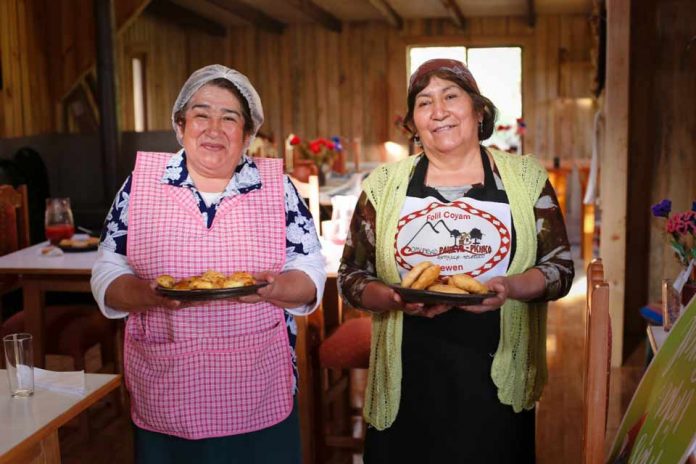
[0,371,120,464]
[0,243,96,367]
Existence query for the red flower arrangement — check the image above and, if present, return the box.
[289,135,339,167]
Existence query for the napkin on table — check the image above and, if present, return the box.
[34,368,86,396]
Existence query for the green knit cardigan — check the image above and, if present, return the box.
[361,149,549,430]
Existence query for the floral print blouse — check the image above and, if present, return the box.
[99,151,322,392]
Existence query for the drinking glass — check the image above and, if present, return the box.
[662,278,681,331]
[3,333,34,397]
[45,197,74,245]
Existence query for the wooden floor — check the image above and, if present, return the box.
[60,262,647,463]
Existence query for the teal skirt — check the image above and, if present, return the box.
[134,400,301,464]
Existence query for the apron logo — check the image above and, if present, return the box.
[395,200,511,276]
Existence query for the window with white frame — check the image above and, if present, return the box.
[132,56,147,132]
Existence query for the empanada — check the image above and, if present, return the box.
[402,261,434,288]
[426,283,469,294]
[190,279,214,289]
[201,270,225,282]
[448,274,489,294]
[411,264,441,290]
[156,275,176,288]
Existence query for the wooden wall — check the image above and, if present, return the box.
[112,14,596,164]
[646,0,696,300]
[1,5,595,165]
[0,0,53,137]
[0,0,149,139]
[116,14,227,132]
[601,0,696,363]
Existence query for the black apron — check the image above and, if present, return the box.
[364,149,535,463]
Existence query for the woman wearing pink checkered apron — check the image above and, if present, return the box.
[91,65,326,463]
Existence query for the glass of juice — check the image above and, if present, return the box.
[45,198,75,245]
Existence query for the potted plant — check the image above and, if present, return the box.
[289,135,340,185]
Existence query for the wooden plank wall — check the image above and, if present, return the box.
[1,8,595,168]
[115,14,226,132]
[0,0,149,139]
[0,0,53,138]
[647,0,696,299]
[109,14,595,164]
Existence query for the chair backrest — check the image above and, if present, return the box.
[583,258,611,464]
[289,174,321,234]
[0,184,30,256]
[586,258,604,301]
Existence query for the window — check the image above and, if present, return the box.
[408,46,523,153]
[132,56,147,132]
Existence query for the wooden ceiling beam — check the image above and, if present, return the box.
[527,0,537,27]
[146,0,227,36]
[206,0,285,34]
[368,0,403,29]
[286,0,342,33]
[439,0,466,30]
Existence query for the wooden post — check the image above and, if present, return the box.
[94,0,120,205]
[601,0,630,367]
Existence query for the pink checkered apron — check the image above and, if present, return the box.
[125,152,293,440]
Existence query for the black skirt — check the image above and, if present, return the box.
[134,399,301,464]
[363,309,535,464]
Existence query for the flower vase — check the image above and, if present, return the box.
[317,165,327,186]
[291,159,318,183]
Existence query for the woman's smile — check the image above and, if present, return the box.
[413,76,480,156]
[200,141,226,151]
[431,124,457,133]
[176,84,249,185]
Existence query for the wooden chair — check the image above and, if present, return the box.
[289,174,321,235]
[0,185,30,309]
[583,258,611,464]
[313,300,371,463]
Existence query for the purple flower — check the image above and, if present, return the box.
[331,136,343,152]
[651,199,672,218]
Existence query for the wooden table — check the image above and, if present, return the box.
[0,371,121,464]
[0,243,96,367]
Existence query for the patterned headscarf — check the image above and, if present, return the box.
[408,58,480,96]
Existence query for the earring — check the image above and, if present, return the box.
[478,121,483,137]
[414,134,422,147]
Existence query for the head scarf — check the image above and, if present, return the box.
[408,58,480,96]
[171,64,264,150]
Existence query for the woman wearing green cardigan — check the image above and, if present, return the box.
[338,59,574,463]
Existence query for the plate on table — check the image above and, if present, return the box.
[156,283,268,301]
[389,284,496,306]
[57,237,100,253]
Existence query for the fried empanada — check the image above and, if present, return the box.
[223,272,255,288]
[410,264,441,290]
[448,274,489,294]
[426,283,469,294]
[156,275,176,288]
[201,270,225,282]
[173,279,192,290]
[190,278,214,289]
[401,261,434,288]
